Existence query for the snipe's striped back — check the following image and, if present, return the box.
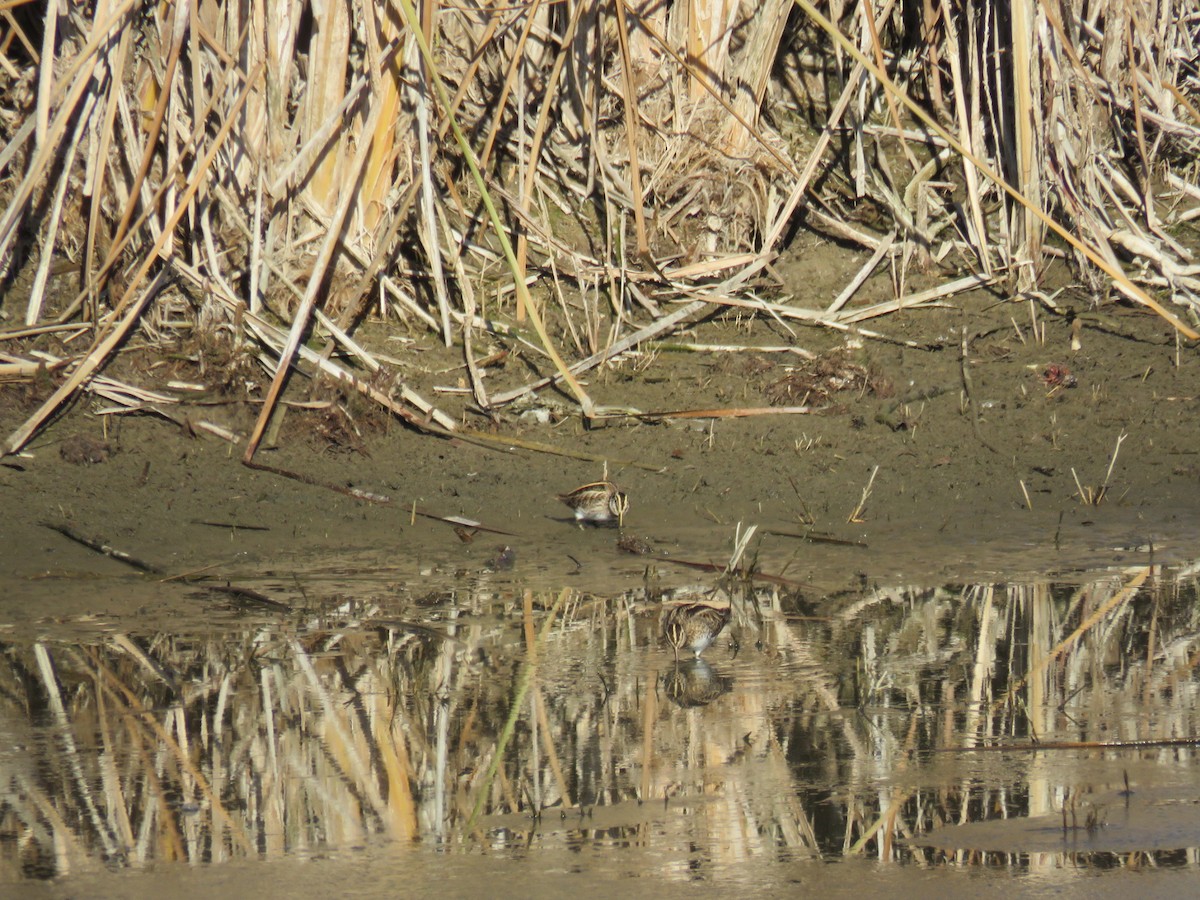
[662,602,731,661]
[556,480,629,526]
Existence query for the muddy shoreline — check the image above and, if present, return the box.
[4,288,1197,615]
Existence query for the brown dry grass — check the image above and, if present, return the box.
[1,1,1198,461]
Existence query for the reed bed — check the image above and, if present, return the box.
[1,1,1199,455]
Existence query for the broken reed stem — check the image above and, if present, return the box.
[1071,467,1091,505]
[33,643,121,861]
[848,465,880,524]
[1072,431,1128,506]
[726,523,759,575]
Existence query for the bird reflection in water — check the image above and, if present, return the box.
[662,658,733,708]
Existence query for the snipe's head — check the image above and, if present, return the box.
[610,490,630,528]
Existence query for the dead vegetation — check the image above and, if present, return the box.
[764,349,894,407]
[0,1,1198,465]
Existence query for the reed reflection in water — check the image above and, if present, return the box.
[2,562,1200,885]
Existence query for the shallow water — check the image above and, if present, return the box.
[2,536,1199,897]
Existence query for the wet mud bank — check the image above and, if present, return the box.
[3,294,1198,600]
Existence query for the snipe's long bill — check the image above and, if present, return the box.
[662,602,731,661]
[557,480,629,527]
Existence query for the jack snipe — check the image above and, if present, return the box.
[662,602,731,661]
[557,480,629,526]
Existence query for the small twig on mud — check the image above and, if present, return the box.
[960,324,1000,454]
[632,405,823,422]
[874,383,955,431]
[42,522,163,573]
[786,475,816,526]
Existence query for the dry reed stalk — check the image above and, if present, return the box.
[792,0,1199,340]
[0,11,116,264]
[1072,430,1128,505]
[3,0,1198,461]
[396,0,596,416]
[292,639,394,828]
[533,686,573,808]
[413,9,453,345]
[265,311,426,417]
[487,298,708,406]
[55,26,253,325]
[3,49,263,455]
[937,0,992,276]
[34,643,122,860]
[24,83,95,324]
[372,690,419,839]
[1009,0,1042,285]
[612,0,653,268]
[834,272,992,323]
[109,2,188,264]
[82,2,132,302]
[3,270,169,455]
[303,0,350,213]
[169,258,456,431]
[82,645,255,855]
[679,288,933,348]
[729,0,898,293]
[243,78,388,460]
[825,231,896,315]
[95,711,159,856]
[639,641,658,803]
[511,0,588,317]
[847,464,879,524]
[647,341,815,357]
[358,3,404,235]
